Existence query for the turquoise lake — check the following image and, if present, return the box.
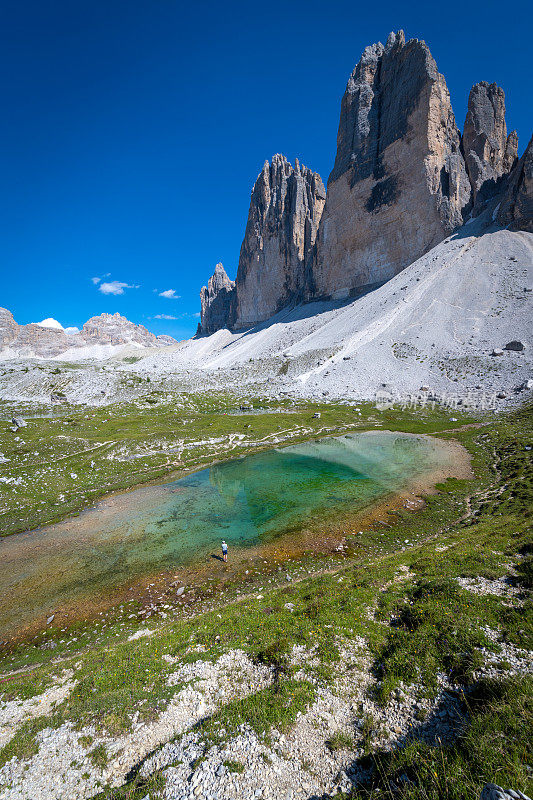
[0,432,454,636]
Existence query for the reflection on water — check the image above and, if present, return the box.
[0,432,450,636]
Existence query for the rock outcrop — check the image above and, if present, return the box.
[462,82,518,210]
[199,263,236,334]
[81,313,160,347]
[230,155,325,329]
[0,309,176,359]
[193,31,531,330]
[0,308,19,348]
[307,31,472,300]
[497,135,533,232]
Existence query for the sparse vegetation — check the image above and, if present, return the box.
[326,731,356,752]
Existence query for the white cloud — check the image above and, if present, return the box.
[32,319,80,334]
[35,318,64,330]
[91,273,110,285]
[99,281,138,296]
[153,314,178,320]
[192,312,201,318]
[158,289,180,299]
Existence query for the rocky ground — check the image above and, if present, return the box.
[0,564,530,800]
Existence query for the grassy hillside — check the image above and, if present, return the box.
[0,403,530,800]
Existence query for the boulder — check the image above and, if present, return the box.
[480,784,531,800]
[504,340,525,351]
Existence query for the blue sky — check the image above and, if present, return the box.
[1,0,531,340]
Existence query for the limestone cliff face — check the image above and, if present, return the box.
[0,310,71,358]
[462,82,518,210]
[497,135,533,232]
[230,154,325,329]
[0,308,19,348]
[307,31,471,300]
[199,263,236,334]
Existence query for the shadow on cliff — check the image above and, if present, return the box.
[194,207,504,346]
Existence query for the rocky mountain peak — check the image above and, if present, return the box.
[463,81,518,209]
[497,135,533,231]
[199,263,236,334]
[0,309,176,358]
[309,31,471,300]
[229,154,325,329]
[196,30,531,329]
[81,313,161,346]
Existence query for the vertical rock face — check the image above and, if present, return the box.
[308,31,471,300]
[497,135,533,232]
[199,263,236,334]
[230,154,326,329]
[15,324,70,358]
[462,82,518,209]
[0,308,19,348]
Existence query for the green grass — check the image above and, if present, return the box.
[223,759,245,774]
[0,715,57,769]
[354,677,533,799]
[326,731,356,752]
[88,743,109,770]
[374,578,495,702]
[196,679,316,744]
[0,392,479,536]
[0,403,530,799]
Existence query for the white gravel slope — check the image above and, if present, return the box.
[137,218,533,401]
[1,217,531,405]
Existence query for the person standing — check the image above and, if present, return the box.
[221,540,228,562]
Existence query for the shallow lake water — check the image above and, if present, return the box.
[0,432,456,637]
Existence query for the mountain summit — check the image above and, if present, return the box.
[198,31,531,333]
[0,310,176,359]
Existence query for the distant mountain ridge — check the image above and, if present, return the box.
[199,30,532,334]
[0,309,176,359]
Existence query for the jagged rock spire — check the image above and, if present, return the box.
[462,81,518,210]
[199,263,236,335]
[497,135,533,231]
[230,154,325,329]
[308,31,471,300]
